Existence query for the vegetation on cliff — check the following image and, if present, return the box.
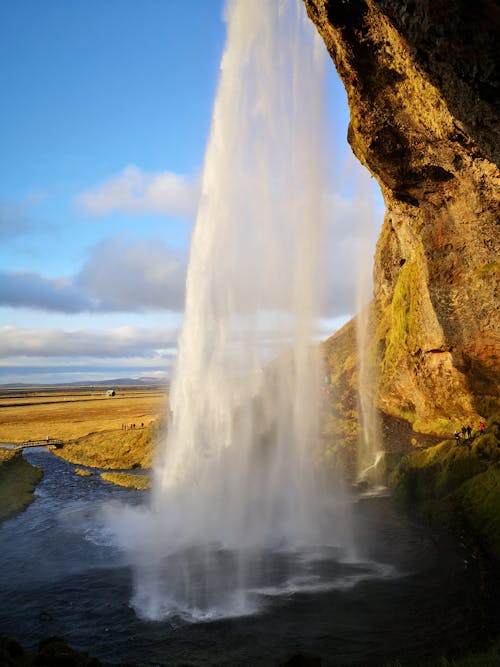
[303,0,499,435]
[390,413,500,559]
[320,318,359,477]
[320,309,500,568]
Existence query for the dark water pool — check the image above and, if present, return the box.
[0,448,493,666]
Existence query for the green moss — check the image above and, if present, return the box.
[412,416,458,436]
[383,401,417,425]
[0,453,43,521]
[454,465,500,558]
[475,262,500,276]
[390,427,500,560]
[382,247,424,371]
[0,449,18,465]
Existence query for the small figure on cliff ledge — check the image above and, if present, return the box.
[454,430,460,445]
[479,421,486,434]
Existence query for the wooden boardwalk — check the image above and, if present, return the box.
[19,438,64,449]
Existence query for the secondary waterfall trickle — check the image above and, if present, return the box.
[106,0,355,621]
[354,176,384,487]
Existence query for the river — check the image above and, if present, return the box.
[0,448,491,666]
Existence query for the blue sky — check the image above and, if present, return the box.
[0,0,383,385]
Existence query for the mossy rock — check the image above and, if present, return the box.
[389,423,500,560]
[0,455,43,522]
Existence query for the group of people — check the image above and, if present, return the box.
[121,422,144,431]
[454,421,486,445]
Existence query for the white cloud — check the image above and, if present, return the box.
[0,325,178,385]
[77,235,187,312]
[320,187,384,318]
[76,165,200,218]
[0,325,178,358]
[0,236,188,314]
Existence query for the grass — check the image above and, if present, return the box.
[0,450,43,521]
[74,468,92,477]
[389,414,500,559]
[0,449,18,465]
[100,471,151,490]
[54,426,155,469]
[0,386,167,444]
[0,385,167,490]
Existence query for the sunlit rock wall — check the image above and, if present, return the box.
[304,0,499,432]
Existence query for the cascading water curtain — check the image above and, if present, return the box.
[108,0,354,621]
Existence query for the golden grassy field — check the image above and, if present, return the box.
[0,385,166,517]
[101,471,151,490]
[0,386,167,443]
[54,427,155,469]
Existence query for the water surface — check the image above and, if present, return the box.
[0,448,490,666]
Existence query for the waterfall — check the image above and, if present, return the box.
[107,0,354,621]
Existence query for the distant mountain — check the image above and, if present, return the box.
[0,377,168,389]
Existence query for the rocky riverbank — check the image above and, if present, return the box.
[1,633,499,666]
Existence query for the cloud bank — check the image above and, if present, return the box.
[0,325,178,385]
[0,325,177,358]
[77,236,187,312]
[0,270,93,313]
[0,237,188,314]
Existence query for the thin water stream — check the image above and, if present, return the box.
[0,448,490,666]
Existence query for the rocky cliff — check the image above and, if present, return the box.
[304,0,499,434]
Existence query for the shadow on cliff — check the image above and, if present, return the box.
[378,1,500,167]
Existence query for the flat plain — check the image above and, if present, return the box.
[0,385,168,444]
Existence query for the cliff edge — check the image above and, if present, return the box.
[304,0,499,434]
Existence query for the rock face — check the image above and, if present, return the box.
[304,0,499,433]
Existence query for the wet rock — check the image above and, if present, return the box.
[0,635,24,658]
[279,651,322,666]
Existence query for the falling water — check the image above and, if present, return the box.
[353,175,384,487]
[106,0,355,621]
